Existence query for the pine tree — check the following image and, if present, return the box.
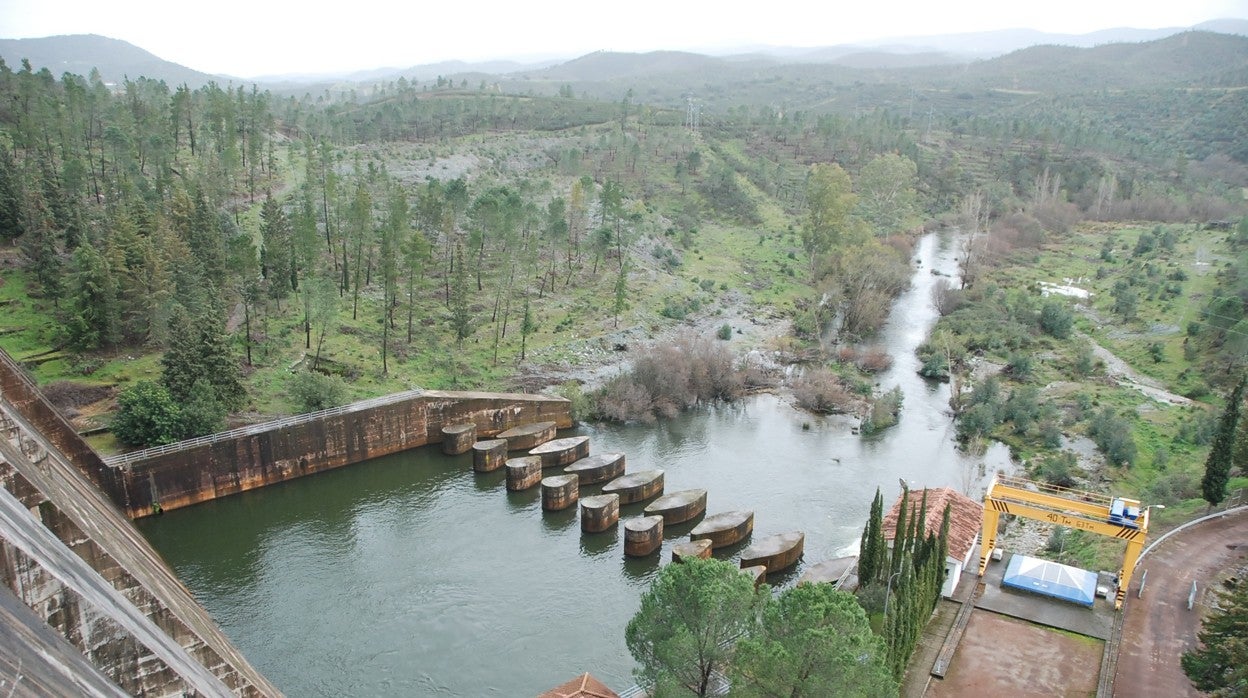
[260,195,293,302]
[449,244,473,348]
[1203,378,1245,507]
[0,148,25,241]
[64,241,120,351]
[161,303,245,412]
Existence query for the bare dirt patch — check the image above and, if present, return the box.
[928,611,1102,697]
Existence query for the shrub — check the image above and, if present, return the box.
[111,381,184,448]
[793,368,855,414]
[861,386,903,434]
[1034,451,1080,488]
[1038,300,1073,339]
[716,323,733,340]
[594,333,745,422]
[288,370,350,413]
[1087,407,1138,467]
[855,347,893,373]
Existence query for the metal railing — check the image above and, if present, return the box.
[102,389,424,469]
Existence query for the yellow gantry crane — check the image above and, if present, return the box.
[978,474,1150,609]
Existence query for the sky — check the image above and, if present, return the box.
[2,0,1247,77]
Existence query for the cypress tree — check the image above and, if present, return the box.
[1203,378,1244,508]
[890,487,908,578]
[859,487,885,586]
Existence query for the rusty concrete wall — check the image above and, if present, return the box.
[0,352,122,501]
[117,389,572,519]
[0,349,281,696]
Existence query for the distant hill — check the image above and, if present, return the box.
[956,31,1248,90]
[0,34,225,87]
[534,50,735,82]
[715,19,1248,63]
[254,58,560,85]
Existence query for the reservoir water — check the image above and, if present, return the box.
[137,230,1010,696]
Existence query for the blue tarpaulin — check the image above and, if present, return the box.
[1002,554,1097,607]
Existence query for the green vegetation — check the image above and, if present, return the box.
[854,487,950,678]
[1182,575,1248,695]
[625,557,762,697]
[625,557,894,697]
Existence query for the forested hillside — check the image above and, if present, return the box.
[0,29,1244,460]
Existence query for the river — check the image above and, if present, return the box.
[137,230,1011,696]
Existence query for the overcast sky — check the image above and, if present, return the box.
[2,0,1246,77]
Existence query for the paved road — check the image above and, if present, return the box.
[1113,509,1248,697]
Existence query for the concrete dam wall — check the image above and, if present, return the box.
[0,349,280,696]
[106,389,573,518]
[0,343,571,694]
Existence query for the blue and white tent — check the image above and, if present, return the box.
[1002,554,1098,607]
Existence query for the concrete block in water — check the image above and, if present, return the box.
[671,539,712,563]
[624,515,665,557]
[441,423,476,455]
[740,531,805,572]
[741,565,767,589]
[563,452,625,485]
[580,494,620,533]
[644,489,707,525]
[505,456,543,491]
[690,510,754,549]
[530,436,590,468]
[472,439,508,472]
[602,469,664,505]
[541,474,579,511]
[497,421,557,450]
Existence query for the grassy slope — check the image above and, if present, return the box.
[0,120,816,452]
[962,222,1248,570]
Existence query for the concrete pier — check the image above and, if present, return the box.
[505,456,543,491]
[440,423,476,455]
[796,556,858,588]
[671,539,713,563]
[601,469,664,505]
[564,453,625,485]
[541,474,580,511]
[624,516,665,557]
[530,436,590,468]
[496,421,557,450]
[580,494,620,533]
[741,565,767,589]
[690,510,754,549]
[644,489,707,525]
[740,531,805,572]
[472,439,508,472]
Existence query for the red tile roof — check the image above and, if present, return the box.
[882,487,982,563]
[538,672,620,698]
